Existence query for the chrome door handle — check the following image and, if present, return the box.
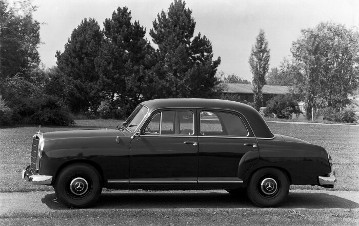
[244,143,258,148]
[184,141,198,146]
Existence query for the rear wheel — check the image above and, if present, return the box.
[55,163,102,208]
[247,168,289,207]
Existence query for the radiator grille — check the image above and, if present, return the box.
[30,136,39,173]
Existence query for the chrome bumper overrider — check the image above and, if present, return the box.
[318,171,336,188]
[22,165,53,185]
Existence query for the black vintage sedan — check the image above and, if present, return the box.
[22,98,336,208]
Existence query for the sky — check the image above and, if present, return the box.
[31,0,359,81]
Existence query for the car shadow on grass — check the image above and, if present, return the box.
[41,191,359,210]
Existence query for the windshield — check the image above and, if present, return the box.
[123,104,149,132]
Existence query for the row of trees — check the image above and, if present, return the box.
[1,0,221,125]
[250,23,359,120]
[55,0,221,117]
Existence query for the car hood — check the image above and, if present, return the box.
[41,129,132,157]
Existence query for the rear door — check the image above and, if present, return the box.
[197,110,258,187]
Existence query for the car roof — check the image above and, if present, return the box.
[141,98,273,138]
[142,98,250,110]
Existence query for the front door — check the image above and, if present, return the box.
[130,109,198,187]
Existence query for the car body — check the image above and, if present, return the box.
[22,98,336,207]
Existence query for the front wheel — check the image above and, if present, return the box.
[55,163,102,208]
[247,168,289,207]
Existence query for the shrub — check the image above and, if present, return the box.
[0,96,14,126]
[322,107,357,123]
[1,74,74,126]
[97,100,129,119]
[29,95,74,126]
[97,100,112,119]
[7,94,74,126]
[241,100,256,109]
[27,96,71,126]
[264,95,301,119]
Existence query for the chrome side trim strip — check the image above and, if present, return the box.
[198,177,244,183]
[198,180,243,183]
[107,179,129,183]
[129,180,243,184]
[131,180,197,184]
[108,178,244,184]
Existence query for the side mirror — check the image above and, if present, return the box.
[131,131,140,140]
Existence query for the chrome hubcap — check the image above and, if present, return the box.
[260,178,278,196]
[69,177,89,196]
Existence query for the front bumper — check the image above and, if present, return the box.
[318,171,336,188]
[22,165,53,185]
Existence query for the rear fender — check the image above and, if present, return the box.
[237,150,260,185]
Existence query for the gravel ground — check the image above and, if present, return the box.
[0,190,358,225]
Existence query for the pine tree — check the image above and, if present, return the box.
[249,30,270,110]
[149,0,221,98]
[56,18,103,113]
[95,7,154,114]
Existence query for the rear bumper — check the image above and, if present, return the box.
[318,171,336,188]
[22,165,53,185]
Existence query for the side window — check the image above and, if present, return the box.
[177,111,194,135]
[161,111,175,134]
[200,111,248,137]
[145,113,161,134]
[144,110,194,135]
[200,112,223,135]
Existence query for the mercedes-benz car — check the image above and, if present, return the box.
[22,98,336,208]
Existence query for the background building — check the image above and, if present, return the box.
[221,83,290,106]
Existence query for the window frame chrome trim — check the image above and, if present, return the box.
[140,109,196,136]
[129,105,150,133]
[256,137,275,140]
[197,136,256,139]
[199,109,251,137]
[140,135,195,138]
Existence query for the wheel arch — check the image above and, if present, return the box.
[53,160,105,186]
[247,166,292,185]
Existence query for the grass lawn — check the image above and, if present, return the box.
[0,119,358,192]
[267,121,359,191]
